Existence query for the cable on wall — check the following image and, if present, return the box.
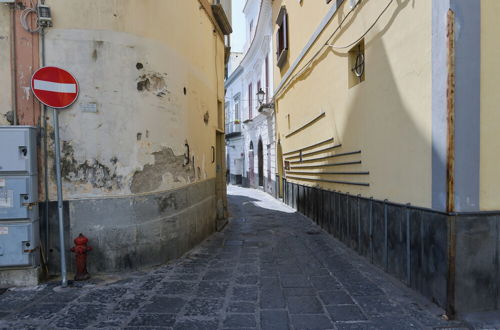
[274,0,395,99]
[20,1,41,33]
[327,0,394,50]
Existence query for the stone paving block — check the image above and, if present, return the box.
[37,289,81,304]
[223,314,257,328]
[157,281,194,295]
[183,298,223,316]
[310,276,342,291]
[237,264,259,274]
[236,275,259,285]
[327,305,366,322]
[290,314,334,330]
[168,273,200,281]
[283,287,317,296]
[355,295,404,316]
[227,302,256,313]
[260,289,286,309]
[93,311,130,328]
[260,310,289,330]
[203,270,234,281]
[54,303,107,329]
[140,297,186,314]
[196,281,229,298]
[343,282,385,296]
[174,318,219,330]
[278,263,303,275]
[370,316,421,329]
[128,313,176,327]
[287,296,324,314]
[9,303,66,321]
[281,275,312,288]
[318,291,354,305]
[232,286,258,302]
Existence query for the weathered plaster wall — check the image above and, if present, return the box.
[0,5,12,125]
[480,0,500,210]
[42,0,225,200]
[273,0,433,208]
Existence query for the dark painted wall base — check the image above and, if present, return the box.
[229,174,242,185]
[280,179,500,315]
[40,179,216,275]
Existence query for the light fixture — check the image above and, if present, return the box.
[257,88,265,105]
[351,45,365,80]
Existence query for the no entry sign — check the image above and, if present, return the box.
[31,66,79,109]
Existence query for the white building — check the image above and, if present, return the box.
[225,0,275,195]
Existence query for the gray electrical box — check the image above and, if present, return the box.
[0,126,39,270]
[0,126,38,175]
[0,176,38,219]
[0,220,40,267]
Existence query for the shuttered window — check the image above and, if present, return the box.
[276,6,288,68]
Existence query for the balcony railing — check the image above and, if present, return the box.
[225,121,242,136]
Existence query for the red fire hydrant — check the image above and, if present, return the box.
[70,233,92,281]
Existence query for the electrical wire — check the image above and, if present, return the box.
[327,0,394,50]
[20,1,41,33]
[274,0,394,99]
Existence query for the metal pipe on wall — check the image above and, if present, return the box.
[9,3,17,125]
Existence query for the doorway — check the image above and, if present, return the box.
[258,139,264,187]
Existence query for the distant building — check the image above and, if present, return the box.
[272,0,500,315]
[225,0,275,195]
[0,0,231,286]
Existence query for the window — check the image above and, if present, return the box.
[276,6,289,68]
[248,83,253,119]
[234,96,240,122]
[348,39,365,88]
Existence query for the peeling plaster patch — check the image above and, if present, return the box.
[156,194,177,213]
[136,72,169,97]
[1,111,14,125]
[22,87,31,100]
[137,132,142,141]
[130,147,195,194]
[61,141,122,191]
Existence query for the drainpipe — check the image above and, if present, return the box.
[445,8,456,320]
[10,3,17,125]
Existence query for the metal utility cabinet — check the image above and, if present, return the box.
[0,126,40,269]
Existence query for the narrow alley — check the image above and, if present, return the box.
[0,186,472,330]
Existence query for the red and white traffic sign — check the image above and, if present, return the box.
[31,66,79,109]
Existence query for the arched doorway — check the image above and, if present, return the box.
[248,141,254,186]
[258,139,264,187]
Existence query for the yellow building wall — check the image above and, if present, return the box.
[274,0,432,207]
[42,0,225,199]
[480,0,500,210]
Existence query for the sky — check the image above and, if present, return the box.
[231,0,246,52]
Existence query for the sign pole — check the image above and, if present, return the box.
[53,108,68,287]
[31,66,79,288]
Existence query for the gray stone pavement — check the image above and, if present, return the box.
[0,186,487,329]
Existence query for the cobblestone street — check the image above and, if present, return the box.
[0,186,474,329]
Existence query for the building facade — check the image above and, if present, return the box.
[225,0,275,195]
[0,0,230,286]
[272,0,500,315]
